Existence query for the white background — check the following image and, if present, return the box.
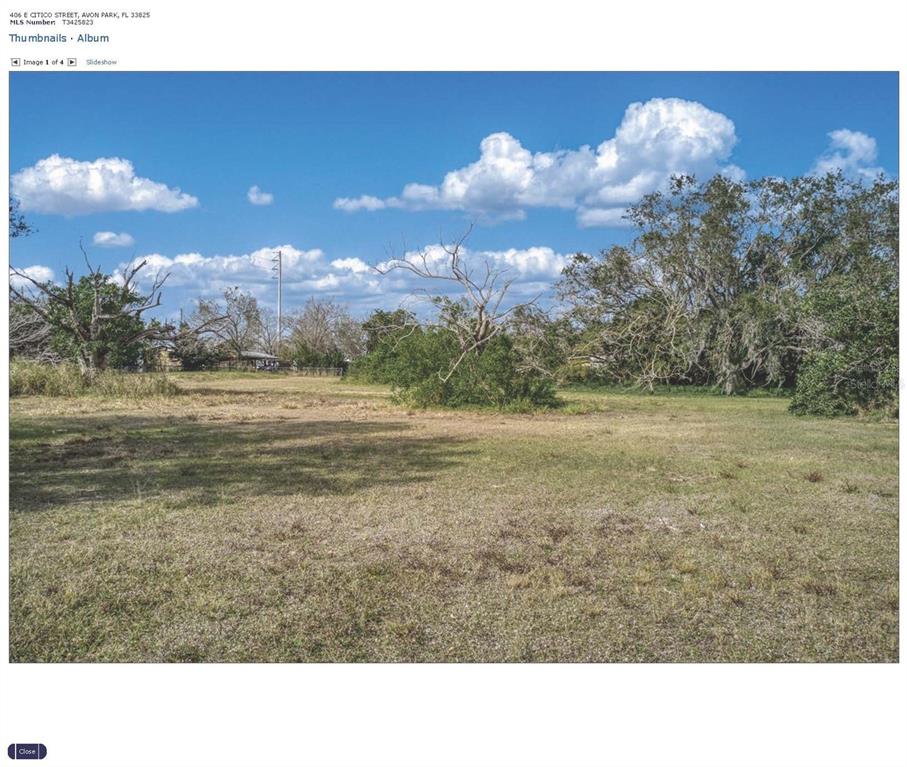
[1,2,905,765]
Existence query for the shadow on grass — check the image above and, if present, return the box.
[10,415,473,511]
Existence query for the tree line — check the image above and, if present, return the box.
[557,172,898,415]
[8,170,898,415]
[175,289,365,370]
[9,270,366,374]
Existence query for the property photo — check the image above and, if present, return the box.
[8,71,898,663]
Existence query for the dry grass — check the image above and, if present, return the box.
[9,372,899,662]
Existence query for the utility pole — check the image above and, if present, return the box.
[272,249,283,354]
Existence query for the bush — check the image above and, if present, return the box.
[790,271,897,417]
[170,331,223,371]
[348,322,425,385]
[790,350,898,417]
[290,343,346,370]
[10,360,180,398]
[353,328,558,410]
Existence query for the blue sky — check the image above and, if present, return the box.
[9,71,899,319]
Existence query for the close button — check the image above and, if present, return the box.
[6,744,47,760]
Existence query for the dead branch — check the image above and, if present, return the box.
[375,225,542,380]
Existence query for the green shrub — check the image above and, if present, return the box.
[789,352,857,416]
[10,360,180,398]
[790,271,898,417]
[170,330,223,371]
[290,343,346,370]
[790,350,898,417]
[348,323,426,385]
[354,328,558,410]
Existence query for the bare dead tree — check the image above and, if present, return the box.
[256,306,282,356]
[288,298,338,356]
[192,287,263,358]
[10,247,221,374]
[332,311,367,361]
[258,302,367,361]
[285,298,365,363]
[9,249,173,374]
[8,295,58,362]
[376,225,540,380]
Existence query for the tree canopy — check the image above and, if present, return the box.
[8,172,898,416]
[557,172,898,413]
[10,257,171,373]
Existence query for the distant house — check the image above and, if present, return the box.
[217,350,281,371]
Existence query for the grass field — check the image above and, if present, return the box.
[9,373,898,662]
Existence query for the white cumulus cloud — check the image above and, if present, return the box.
[575,207,630,228]
[479,246,567,277]
[812,129,885,180]
[93,231,135,247]
[334,97,741,227]
[334,194,388,212]
[112,242,572,316]
[375,244,571,304]
[117,244,325,294]
[10,264,55,289]
[247,185,274,205]
[331,257,371,273]
[11,154,199,216]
